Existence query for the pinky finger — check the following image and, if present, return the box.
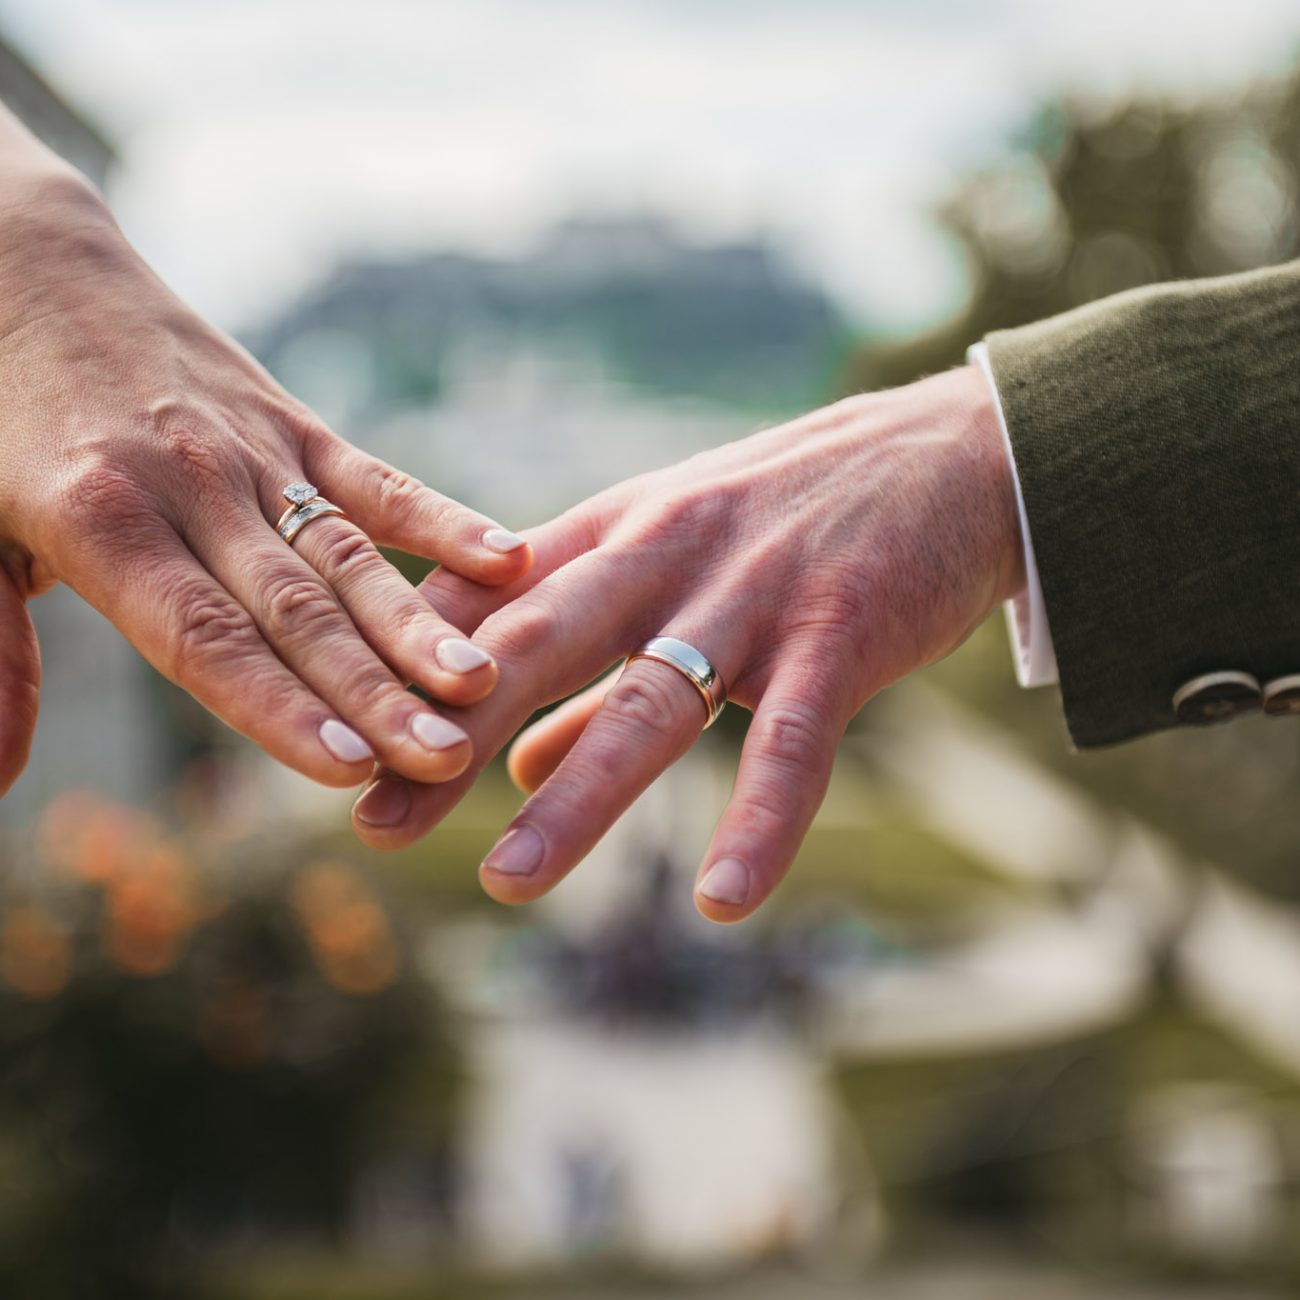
[694,677,846,924]
[506,673,615,793]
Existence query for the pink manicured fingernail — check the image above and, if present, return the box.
[482,825,544,877]
[411,713,469,751]
[353,777,411,827]
[436,637,493,674]
[697,858,749,906]
[483,527,526,553]
[319,719,373,764]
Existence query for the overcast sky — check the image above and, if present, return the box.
[3,0,1299,334]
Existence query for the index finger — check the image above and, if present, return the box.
[310,437,534,586]
[352,545,667,843]
[478,655,711,904]
[416,507,603,636]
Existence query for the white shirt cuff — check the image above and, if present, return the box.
[967,342,1059,688]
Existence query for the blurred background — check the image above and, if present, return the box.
[3,1,1300,1296]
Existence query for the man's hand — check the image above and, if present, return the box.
[352,365,1024,921]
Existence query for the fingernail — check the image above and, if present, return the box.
[482,824,544,877]
[697,857,749,906]
[319,719,373,764]
[411,712,469,751]
[483,527,527,553]
[353,777,411,827]
[436,637,494,674]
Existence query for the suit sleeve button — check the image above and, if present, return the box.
[1262,675,1300,717]
[1172,670,1262,724]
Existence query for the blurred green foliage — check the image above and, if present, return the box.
[835,994,1300,1285]
[0,795,459,1300]
[849,73,1300,393]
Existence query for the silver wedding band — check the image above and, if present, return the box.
[276,481,347,546]
[626,635,727,728]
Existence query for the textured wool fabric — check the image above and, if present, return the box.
[986,259,1300,748]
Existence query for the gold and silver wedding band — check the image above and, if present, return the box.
[276,480,347,546]
[278,498,347,545]
[626,635,727,728]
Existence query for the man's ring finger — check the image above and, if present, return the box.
[625,635,727,728]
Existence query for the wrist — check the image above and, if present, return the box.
[948,360,1026,608]
[0,119,106,216]
[0,168,128,324]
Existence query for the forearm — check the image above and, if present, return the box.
[0,102,131,347]
[0,100,107,230]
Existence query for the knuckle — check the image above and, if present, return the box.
[392,599,438,642]
[636,485,733,550]
[313,525,384,582]
[481,597,556,664]
[46,451,165,561]
[601,670,692,740]
[728,792,789,843]
[241,669,301,718]
[779,590,875,681]
[55,450,146,523]
[363,460,431,530]
[797,573,873,639]
[754,699,832,773]
[263,575,343,642]
[342,663,401,709]
[150,403,235,490]
[170,594,261,684]
[550,498,606,554]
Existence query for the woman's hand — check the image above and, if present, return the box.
[0,120,530,796]
[352,365,1024,921]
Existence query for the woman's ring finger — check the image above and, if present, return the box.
[276,480,347,545]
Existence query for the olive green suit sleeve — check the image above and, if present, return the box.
[985,259,1300,748]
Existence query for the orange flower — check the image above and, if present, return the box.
[102,844,200,977]
[291,863,398,995]
[39,791,163,888]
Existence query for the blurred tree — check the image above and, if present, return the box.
[0,800,461,1300]
[848,79,1299,393]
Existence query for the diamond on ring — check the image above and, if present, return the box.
[278,499,347,545]
[276,480,347,546]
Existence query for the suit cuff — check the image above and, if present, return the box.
[967,342,1059,688]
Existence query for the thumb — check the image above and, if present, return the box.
[0,564,40,798]
[506,674,612,794]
